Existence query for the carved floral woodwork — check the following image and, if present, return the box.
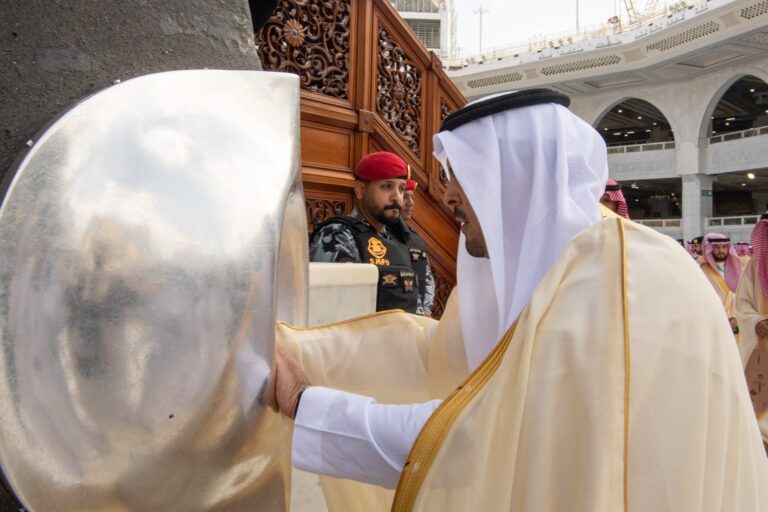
[436,98,455,187]
[376,24,422,154]
[256,0,351,99]
[429,263,455,320]
[306,198,349,233]
[263,0,464,304]
[440,99,452,122]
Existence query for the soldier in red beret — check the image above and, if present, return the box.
[309,151,423,313]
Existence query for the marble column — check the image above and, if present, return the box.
[682,174,714,241]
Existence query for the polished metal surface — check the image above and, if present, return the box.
[0,70,306,511]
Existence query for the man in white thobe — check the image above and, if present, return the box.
[269,89,768,511]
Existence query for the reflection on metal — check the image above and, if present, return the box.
[0,70,305,511]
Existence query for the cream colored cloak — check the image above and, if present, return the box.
[734,258,768,444]
[279,217,767,511]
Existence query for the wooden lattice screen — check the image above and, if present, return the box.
[256,0,466,317]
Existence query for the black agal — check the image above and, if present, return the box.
[440,88,571,133]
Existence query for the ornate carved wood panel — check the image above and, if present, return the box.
[439,99,452,123]
[256,0,352,100]
[429,259,455,320]
[259,0,467,311]
[305,195,352,234]
[376,23,422,155]
[427,94,457,198]
[435,97,455,189]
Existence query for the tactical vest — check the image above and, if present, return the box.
[399,223,429,305]
[314,216,419,313]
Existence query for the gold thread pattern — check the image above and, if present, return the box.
[277,309,407,332]
[390,214,632,511]
[391,321,518,511]
[618,217,630,512]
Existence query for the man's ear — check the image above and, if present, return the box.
[353,180,366,200]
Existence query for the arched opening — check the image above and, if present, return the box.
[707,75,768,139]
[712,171,768,217]
[618,178,682,221]
[595,98,674,147]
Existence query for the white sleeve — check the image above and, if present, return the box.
[292,386,441,489]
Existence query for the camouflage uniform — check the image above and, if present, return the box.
[309,209,376,263]
[420,259,435,316]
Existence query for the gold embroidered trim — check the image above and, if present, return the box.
[276,309,407,331]
[390,216,631,511]
[701,262,730,300]
[618,217,630,512]
[391,321,518,511]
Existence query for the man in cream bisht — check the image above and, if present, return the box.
[735,213,768,452]
[699,232,744,335]
[271,89,768,511]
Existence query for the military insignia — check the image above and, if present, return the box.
[400,270,416,293]
[410,249,421,262]
[382,273,398,286]
[368,237,387,259]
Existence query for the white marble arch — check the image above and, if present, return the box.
[588,95,681,143]
[696,68,768,142]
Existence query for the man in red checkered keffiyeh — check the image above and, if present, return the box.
[699,233,743,336]
[599,178,629,219]
[735,214,768,450]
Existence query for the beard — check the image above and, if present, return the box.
[713,254,728,262]
[455,206,489,258]
[365,199,401,227]
[465,238,488,258]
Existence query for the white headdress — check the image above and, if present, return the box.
[433,90,609,369]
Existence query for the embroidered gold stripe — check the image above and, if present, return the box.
[391,320,518,511]
[701,262,730,300]
[390,215,631,511]
[277,308,407,331]
[618,217,631,512]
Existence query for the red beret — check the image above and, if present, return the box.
[355,152,410,181]
[405,179,417,192]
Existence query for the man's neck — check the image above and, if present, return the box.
[352,207,387,234]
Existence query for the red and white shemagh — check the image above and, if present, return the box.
[734,244,752,257]
[751,219,768,297]
[703,232,743,292]
[605,179,629,219]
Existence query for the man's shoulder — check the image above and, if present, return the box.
[567,217,697,271]
[309,217,362,263]
[311,218,358,244]
[312,215,364,237]
[406,223,423,238]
